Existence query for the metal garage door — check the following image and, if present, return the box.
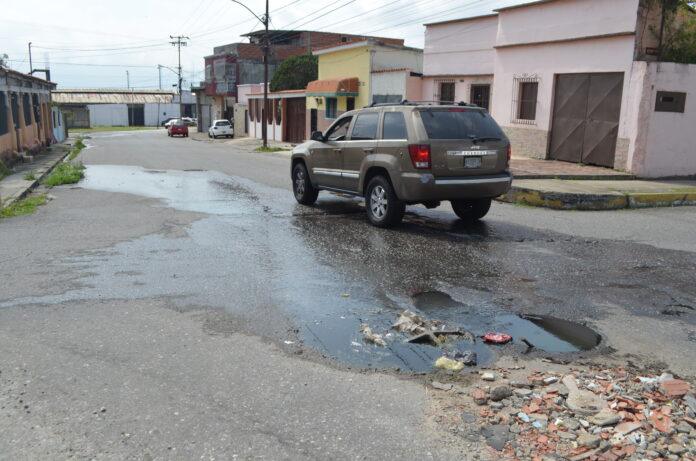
[549,73,623,168]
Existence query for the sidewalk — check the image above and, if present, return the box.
[0,139,76,208]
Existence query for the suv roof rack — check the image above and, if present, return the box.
[363,100,480,108]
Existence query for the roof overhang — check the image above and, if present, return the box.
[305,77,359,97]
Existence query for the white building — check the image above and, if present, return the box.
[52,89,197,128]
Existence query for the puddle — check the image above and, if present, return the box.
[80,165,260,215]
[412,291,600,353]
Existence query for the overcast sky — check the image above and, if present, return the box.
[2,0,521,90]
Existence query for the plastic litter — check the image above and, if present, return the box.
[434,356,465,372]
[483,332,512,344]
[359,324,387,347]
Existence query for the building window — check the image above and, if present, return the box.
[326,97,337,119]
[33,94,41,123]
[470,84,490,110]
[439,82,455,104]
[346,97,355,112]
[0,92,8,135]
[23,93,32,126]
[512,76,539,124]
[11,93,19,129]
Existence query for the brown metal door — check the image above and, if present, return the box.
[285,98,306,143]
[549,73,623,167]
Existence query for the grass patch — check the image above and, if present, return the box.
[67,137,85,161]
[24,170,37,181]
[254,146,289,152]
[0,160,13,180]
[44,162,85,187]
[70,126,158,133]
[1,194,47,218]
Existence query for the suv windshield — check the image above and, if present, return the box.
[420,109,504,140]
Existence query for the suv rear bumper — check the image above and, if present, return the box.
[395,171,512,201]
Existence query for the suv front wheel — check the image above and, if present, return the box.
[366,176,405,228]
[292,163,319,205]
[451,198,491,221]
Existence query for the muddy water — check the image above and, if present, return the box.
[58,165,604,371]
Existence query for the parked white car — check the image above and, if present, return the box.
[208,120,234,138]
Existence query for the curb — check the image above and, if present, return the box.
[499,186,696,210]
[1,141,76,209]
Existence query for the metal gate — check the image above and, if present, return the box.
[549,73,623,168]
[285,98,306,143]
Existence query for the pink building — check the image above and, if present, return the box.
[422,0,696,178]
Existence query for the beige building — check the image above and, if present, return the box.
[0,68,57,165]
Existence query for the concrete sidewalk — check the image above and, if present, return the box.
[501,178,696,210]
[0,139,76,209]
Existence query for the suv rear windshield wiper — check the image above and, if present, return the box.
[468,136,501,143]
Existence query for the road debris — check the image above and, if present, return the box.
[434,356,465,372]
[459,366,696,459]
[483,332,512,344]
[359,324,387,347]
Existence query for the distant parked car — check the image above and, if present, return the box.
[208,119,234,138]
[161,117,177,127]
[182,117,197,126]
[167,121,188,137]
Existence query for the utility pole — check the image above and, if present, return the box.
[230,0,269,148]
[126,70,130,89]
[28,42,33,74]
[170,35,189,118]
[157,65,162,90]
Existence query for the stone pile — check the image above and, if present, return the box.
[467,367,696,460]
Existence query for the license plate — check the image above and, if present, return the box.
[464,157,482,168]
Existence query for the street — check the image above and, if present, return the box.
[1,130,695,460]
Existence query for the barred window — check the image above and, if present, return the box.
[511,75,539,124]
[0,92,8,135]
[23,93,32,125]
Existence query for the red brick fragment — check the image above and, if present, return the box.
[660,379,690,398]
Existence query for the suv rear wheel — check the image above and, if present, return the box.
[451,198,491,221]
[293,163,318,205]
[366,176,405,228]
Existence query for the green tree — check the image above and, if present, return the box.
[651,0,696,63]
[270,53,318,92]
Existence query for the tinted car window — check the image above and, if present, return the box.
[350,113,379,140]
[382,112,407,139]
[326,116,352,141]
[216,121,230,126]
[420,109,504,140]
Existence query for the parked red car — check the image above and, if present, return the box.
[167,121,188,137]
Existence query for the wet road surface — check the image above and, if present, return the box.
[1,130,695,459]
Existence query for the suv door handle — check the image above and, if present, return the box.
[363,148,374,154]
[333,148,342,153]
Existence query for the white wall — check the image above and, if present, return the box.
[88,104,128,126]
[490,35,636,134]
[496,0,639,47]
[626,61,696,177]
[372,46,423,73]
[371,72,407,100]
[145,103,179,126]
[423,15,498,76]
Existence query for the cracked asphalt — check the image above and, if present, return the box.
[1,129,694,460]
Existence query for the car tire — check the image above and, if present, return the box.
[366,176,405,228]
[292,163,318,205]
[450,198,492,221]
[208,132,212,138]
[212,134,217,139]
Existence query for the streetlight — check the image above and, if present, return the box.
[158,64,183,120]
[230,0,269,148]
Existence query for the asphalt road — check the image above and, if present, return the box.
[1,129,695,460]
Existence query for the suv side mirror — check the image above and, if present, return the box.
[310,131,325,142]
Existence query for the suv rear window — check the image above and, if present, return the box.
[216,121,230,126]
[420,109,504,140]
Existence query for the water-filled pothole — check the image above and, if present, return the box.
[412,291,601,353]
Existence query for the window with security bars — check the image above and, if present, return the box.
[512,77,539,124]
[470,84,490,110]
[23,93,32,126]
[33,94,41,123]
[439,82,455,104]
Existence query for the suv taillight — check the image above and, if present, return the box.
[506,145,511,168]
[408,144,431,169]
